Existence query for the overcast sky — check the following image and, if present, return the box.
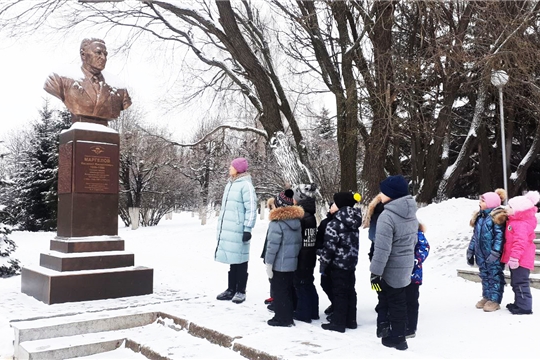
[0,28,192,142]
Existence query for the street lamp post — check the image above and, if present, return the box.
[491,70,509,204]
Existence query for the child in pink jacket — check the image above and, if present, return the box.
[502,190,539,315]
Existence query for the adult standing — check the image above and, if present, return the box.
[370,175,418,351]
[215,157,258,304]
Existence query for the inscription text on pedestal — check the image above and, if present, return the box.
[74,141,119,194]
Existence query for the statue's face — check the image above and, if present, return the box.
[83,42,108,72]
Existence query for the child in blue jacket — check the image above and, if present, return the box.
[405,224,430,338]
[466,189,507,312]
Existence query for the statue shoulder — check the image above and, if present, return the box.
[44,72,68,100]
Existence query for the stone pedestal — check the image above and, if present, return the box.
[21,123,153,304]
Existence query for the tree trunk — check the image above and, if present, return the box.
[128,207,139,230]
[361,0,395,201]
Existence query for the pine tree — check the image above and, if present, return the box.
[5,103,71,231]
[317,107,335,140]
[0,206,20,277]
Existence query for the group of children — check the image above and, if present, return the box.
[262,175,428,351]
[467,188,538,315]
[215,157,536,353]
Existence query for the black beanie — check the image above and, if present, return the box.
[333,192,361,209]
[380,175,409,199]
[275,189,294,208]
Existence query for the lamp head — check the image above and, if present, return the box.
[491,70,509,88]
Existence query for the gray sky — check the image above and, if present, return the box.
[0,30,191,141]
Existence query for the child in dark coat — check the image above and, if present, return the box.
[319,192,362,333]
[292,183,320,323]
[264,190,304,327]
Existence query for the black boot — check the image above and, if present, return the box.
[321,322,345,333]
[216,271,236,300]
[382,336,408,350]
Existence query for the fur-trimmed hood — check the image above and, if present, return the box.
[269,205,304,222]
[363,193,383,228]
[470,207,507,227]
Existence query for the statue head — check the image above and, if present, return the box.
[80,38,107,75]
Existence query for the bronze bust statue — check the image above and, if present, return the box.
[44,38,131,125]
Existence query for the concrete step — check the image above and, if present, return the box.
[457,268,540,289]
[536,250,540,262]
[11,310,158,359]
[17,332,125,360]
[535,239,540,250]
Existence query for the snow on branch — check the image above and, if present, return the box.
[137,123,268,148]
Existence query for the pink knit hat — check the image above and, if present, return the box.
[231,157,248,173]
[481,192,501,209]
[508,191,540,213]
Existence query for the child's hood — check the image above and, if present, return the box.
[334,206,362,229]
[508,206,538,223]
[383,195,416,220]
[269,205,304,223]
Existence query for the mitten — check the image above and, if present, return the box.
[266,263,273,279]
[370,273,382,292]
[242,232,252,242]
[466,249,475,266]
[319,263,327,276]
[486,250,501,263]
[507,257,520,270]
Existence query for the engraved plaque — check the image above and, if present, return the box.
[74,141,119,194]
[58,142,73,194]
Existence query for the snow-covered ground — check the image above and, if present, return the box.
[1,198,539,359]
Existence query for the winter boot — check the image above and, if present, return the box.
[483,300,500,312]
[382,336,408,351]
[475,297,488,309]
[267,318,294,327]
[293,312,312,323]
[216,289,235,301]
[232,292,246,304]
[321,323,345,333]
[264,297,274,305]
[376,321,390,338]
[509,306,533,315]
[506,303,518,311]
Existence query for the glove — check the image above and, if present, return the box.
[319,263,327,276]
[466,249,475,266]
[486,251,501,264]
[507,257,520,270]
[370,273,382,292]
[266,263,273,279]
[242,232,252,242]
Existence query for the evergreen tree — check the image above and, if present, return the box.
[0,205,20,277]
[317,107,336,140]
[5,103,71,231]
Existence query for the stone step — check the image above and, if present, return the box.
[537,250,540,262]
[40,251,134,272]
[457,268,540,289]
[11,310,157,359]
[17,332,126,360]
[535,239,540,250]
[21,265,153,304]
[50,236,124,253]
